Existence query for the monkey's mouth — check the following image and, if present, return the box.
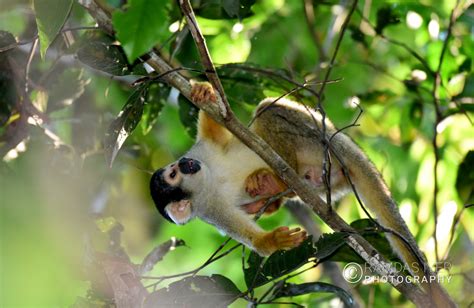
[178,157,201,174]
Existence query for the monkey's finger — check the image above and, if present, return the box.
[274,226,290,232]
[278,227,301,236]
[277,231,307,247]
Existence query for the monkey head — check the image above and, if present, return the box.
[150,157,205,225]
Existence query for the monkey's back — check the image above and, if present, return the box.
[251,98,338,170]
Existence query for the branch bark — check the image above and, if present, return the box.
[77,1,452,306]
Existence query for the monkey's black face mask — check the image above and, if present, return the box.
[150,168,190,223]
[178,157,201,174]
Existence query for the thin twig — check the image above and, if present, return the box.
[179,0,230,118]
[431,0,461,263]
[354,8,433,74]
[303,0,328,61]
[143,242,241,288]
[24,38,38,93]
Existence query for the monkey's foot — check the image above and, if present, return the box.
[190,81,217,104]
[245,168,286,198]
[253,226,307,256]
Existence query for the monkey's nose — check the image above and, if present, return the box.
[178,157,201,174]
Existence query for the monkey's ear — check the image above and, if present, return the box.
[197,110,232,148]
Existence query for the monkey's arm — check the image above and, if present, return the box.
[202,199,306,256]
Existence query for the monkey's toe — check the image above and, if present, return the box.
[190,81,217,104]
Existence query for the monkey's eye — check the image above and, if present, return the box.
[170,170,177,179]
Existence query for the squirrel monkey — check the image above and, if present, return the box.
[149,81,413,255]
[150,82,454,306]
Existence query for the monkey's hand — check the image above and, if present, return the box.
[190,81,217,104]
[253,227,307,256]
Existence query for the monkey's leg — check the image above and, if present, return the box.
[245,168,286,197]
[242,168,287,214]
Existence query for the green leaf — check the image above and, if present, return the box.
[77,41,132,76]
[272,282,355,308]
[447,73,467,97]
[244,237,315,288]
[314,232,349,260]
[112,0,171,62]
[321,219,397,263]
[33,0,73,58]
[456,151,474,205]
[178,94,199,139]
[215,64,294,105]
[143,275,240,308]
[104,84,148,167]
[46,69,87,112]
[141,83,167,135]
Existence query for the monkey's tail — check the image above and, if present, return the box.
[348,147,456,307]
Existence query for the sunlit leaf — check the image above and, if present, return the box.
[77,42,132,76]
[104,84,148,167]
[244,237,315,288]
[112,0,172,62]
[33,0,73,58]
[272,282,355,308]
[447,73,467,97]
[144,274,240,307]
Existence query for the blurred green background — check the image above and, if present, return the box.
[0,0,473,307]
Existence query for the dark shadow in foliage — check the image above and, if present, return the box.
[46,69,88,112]
[178,93,200,138]
[168,0,257,20]
[0,31,19,126]
[456,150,474,205]
[375,5,401,35]
[144,274,241,308]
